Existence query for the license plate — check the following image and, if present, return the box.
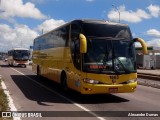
[109,88,118,93]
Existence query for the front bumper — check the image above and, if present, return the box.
[80,82,137,94]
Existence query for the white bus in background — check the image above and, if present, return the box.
[7,48,30,67]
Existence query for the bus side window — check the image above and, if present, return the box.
[59,26,69,47]
[65,26,69,47]
[71,24,81,70]
[71,39,81,70]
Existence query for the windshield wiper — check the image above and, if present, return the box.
[115,57,131,74]
[111,43,130,74]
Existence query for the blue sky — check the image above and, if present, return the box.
[0,0,160,51]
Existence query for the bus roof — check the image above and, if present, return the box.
[73,19,128,26]
[35,19,129,40]
[9,48,29,51]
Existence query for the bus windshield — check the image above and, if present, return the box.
[13,50,29,60]
[83,38,136,74]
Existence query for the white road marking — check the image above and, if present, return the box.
[0,75,21,120]
[11,67,106,120]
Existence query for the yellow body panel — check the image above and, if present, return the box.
[33,47,137,94]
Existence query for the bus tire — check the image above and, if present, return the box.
[8,62,10,66]
[61,72,68,91]
[8,61,12,66]
[22,65,26,68]
[37,66,41,79]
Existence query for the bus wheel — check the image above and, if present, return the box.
[8,62,10,66]
[61,72,68,91]
[22,65,26,68]
[37,66,41,79]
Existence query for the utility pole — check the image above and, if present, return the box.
[112,4,120,23]
[0,0,5,13]
[42,29,44,35]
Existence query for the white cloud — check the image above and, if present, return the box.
[108,5,151,23]
[146,29,160,38]
[147,4,160,17]
[135,42,141,47]
[0,18,66,52]
[145,29,160,47]
[135,39,160,48]
[0,23,39,51]
[0,0,47,20]
[135,28,160,48]
[147,39,160,47]
[37,19,65,33]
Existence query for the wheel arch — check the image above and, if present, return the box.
[60,70,67,83]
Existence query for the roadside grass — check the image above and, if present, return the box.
[0,78,12,120]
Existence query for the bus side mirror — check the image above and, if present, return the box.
[79,34,87,53]
[133,38,148,55]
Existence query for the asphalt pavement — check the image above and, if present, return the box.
[0,63,160,89]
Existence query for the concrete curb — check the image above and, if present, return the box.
[138,81,160,89]
[138,73,160,89]
[138,73,160,81]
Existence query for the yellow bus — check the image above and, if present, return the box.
[8,48,30,67]
[32,20,147,94]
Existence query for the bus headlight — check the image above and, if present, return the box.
[127,79,137,84]
[83,78,99,84]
